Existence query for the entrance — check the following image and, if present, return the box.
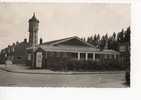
[36,52,42,68]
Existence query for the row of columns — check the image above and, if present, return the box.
[77,52,117,61]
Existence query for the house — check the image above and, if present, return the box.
[118,42,130,68]
[26,36,120,69]
[0,39,29,64]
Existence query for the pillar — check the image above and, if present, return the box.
[93,53,95,61]
[77,52,80,60]
[114,54,116,59]
[86,52,88,61]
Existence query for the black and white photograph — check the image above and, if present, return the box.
[0,2,130,87]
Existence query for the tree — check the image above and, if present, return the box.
[125,26,130,43]
[82,26,130,51]
[112,32,116,41]
[99,35,106,50]
[117,29,124,43]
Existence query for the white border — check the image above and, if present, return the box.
[1,0,141,100]
[0,0,131,3]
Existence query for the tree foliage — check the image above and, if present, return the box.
[84,26,130,51]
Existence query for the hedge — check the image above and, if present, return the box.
[45,57,128,71]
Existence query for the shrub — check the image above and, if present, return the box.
[45,57,125,71]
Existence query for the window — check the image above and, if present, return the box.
[12,47,15,52]
[109,54,113,59]
[104,54,108,59]
[8,48,10,53]
[48,52,54,57]
[88,53,93,60]
[50,52,56,57]
[46,53,47,58]
[95,54,100,60]
[80,53,85,60]
[71,53,78,59]
[17,56,22,60]
[56,52,60,57]
[62,52,68,58]
[95,54,101,61]
[28,54,32,61]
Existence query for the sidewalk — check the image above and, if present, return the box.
[0,64,125,75]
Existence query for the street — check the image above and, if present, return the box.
[0,69,127,87]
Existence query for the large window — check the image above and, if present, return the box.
[51,52,57,57]
[95,54,100,60]
[103,54,115,60]
[56,52,61,57]
[28,54,32,61]
[47,52,55,57]
[62,52,68,58]
[17,56,22,60]
[88,53,93,60]
[104,54,108,59]
[12,47,15,52]
[80,53,85,60]
[109,54,114,59]
[71,53,78,59]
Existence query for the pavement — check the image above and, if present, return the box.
[0,64,125,75]
[0,64,127,87]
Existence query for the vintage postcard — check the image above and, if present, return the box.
[0,2,130,87]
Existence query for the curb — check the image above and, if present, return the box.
[0,67,125,75]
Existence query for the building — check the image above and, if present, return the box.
[0,13,120,70]
[0,39,29,64]
[119,42,130,69]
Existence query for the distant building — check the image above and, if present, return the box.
[0,39,29,64]
[119,42,130,69]
[0,13,120,69]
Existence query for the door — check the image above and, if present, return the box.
[36,52,42,68]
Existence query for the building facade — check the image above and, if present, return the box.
[119,42,130,69]
[0,39,29,64]
[26,36,120,69]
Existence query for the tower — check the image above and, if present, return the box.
[28,13,39,47]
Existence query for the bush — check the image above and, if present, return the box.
[45,57,125,71]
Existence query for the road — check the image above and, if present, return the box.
[0,70,127,87]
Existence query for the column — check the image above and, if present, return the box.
[93,53,95,61]
[32,53,34,67]
[86,52,88,61]
[114,54,116,59]
[77,52,80,60]
[46,52,48,59]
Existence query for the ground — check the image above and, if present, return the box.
[0,64,127,87]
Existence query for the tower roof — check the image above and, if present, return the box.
[29,13,39,23]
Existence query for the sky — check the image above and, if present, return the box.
[0,3,130,50]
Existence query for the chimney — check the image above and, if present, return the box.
[12,43,15,46]
[24,38,27,43]
[16,41,19,45]
[40,38,43,44]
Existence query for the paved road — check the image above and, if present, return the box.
[0,70,127,87]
